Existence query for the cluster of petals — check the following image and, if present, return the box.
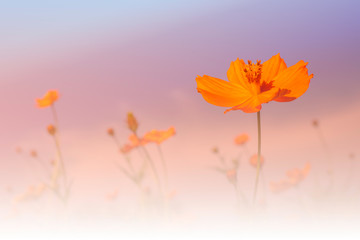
[234,133,249,145]
[143,127,176,144]
[14,183,47,203]
[120,127,175,154]
[270,162,311,193]
[36,90,59,108]
[196,54,313,113]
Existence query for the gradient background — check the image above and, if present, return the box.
[1,0,360,238]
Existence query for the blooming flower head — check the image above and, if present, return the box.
[270,162,311,193]
[36,90,59,108]
[249,154,265,168]
[143,127,176,144]
[196,54,313,113]
[129,134,148,146]
[234,133,249,145]
[286,162,311,185]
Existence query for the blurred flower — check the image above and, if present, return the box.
[249,154,265,168]
[119,134,148,154]
[127,112,138,133]
[36,90,59,108]
[14,183,46,203]
[107,128,115,137]
[234,133,249,145]
[196,54,313,113]
[270,162,311,193]
[47,124,56,136]
[129,134,148,147]
[286,162,311,186]
[120,144,134,154]
[143,127,176,144]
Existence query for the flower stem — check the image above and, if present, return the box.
[157,145,168,191]
[252,110,262,204]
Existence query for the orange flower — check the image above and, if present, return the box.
[270,162,311,193]
[143,127,176,144]
[129,134,148,146]
[234,133,249,145]
[286,162,311,185]
[249,154,265,168]
[119,134,148,154]
[120,144,134,154]
[196,54,313,113]
[36,90,59,108]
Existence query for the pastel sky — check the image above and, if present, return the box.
[0,0,359,219]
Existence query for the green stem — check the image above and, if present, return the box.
[252,111,262,204]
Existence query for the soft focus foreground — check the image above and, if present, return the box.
[1,0,360,239]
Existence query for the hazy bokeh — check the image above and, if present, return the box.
[1,0,359,239]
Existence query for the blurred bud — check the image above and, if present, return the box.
[312,119,319,127]
[226,169,237,184]
[212,147,219,154]
[47,124,56,136]
[249,154,265,168]
[349,153,355,159]
[234,133,249,145]
[127,112,138,133]
[30,150,38,158]
[107,128,115,136]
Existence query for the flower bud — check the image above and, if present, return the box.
[127,112,138,133]
[47,124,56,136]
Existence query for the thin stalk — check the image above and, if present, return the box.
[135,135,163,197]
[252,111,262,204]
[50,105,69,204]
[157,145,168,191]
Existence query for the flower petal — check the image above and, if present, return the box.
[261,53,287,83]
[224,96,262,113]
[272,60,314,102]
[196,75,249,107]
[227,59,252,90]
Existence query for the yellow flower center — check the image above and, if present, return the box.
[244,60,262,85]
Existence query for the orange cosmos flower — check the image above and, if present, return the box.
[234,133,249,145]
[270,162,311,193]
[143,127,176,144]
[119,134,149,154]
[249,154,265,168]
[196,54,313,113]
[286,162,311,185]
[36,90,59,108]
[129,134,149,146]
